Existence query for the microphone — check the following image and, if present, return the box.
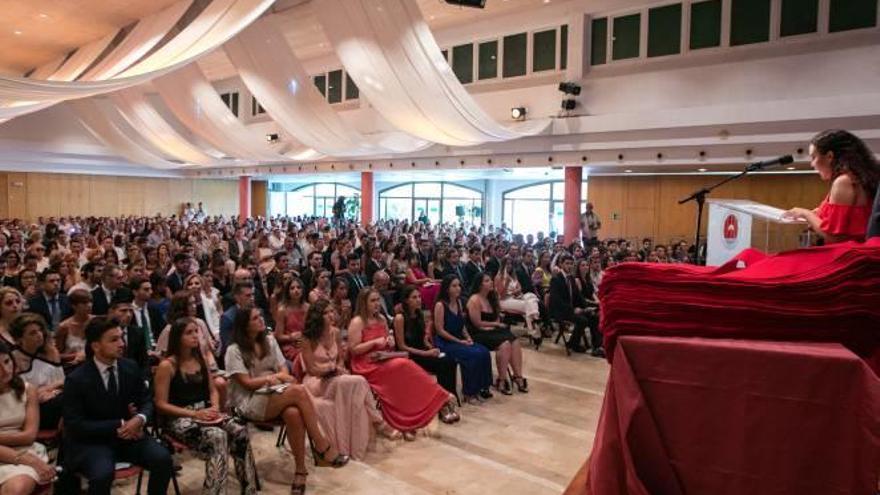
[746,155,793,172]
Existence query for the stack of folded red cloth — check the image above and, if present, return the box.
[599,237,880,374]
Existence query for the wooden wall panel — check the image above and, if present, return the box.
[7,173,27,219]
[589,174,827,245]
[0,173,7,218]
[251,180,267,218]
[192,179,238,217]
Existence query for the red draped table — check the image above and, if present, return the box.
[586,336,880,495]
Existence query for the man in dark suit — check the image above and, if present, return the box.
[300,251,323,293]
[462,246,484,296]
[485,244,504,278]
[129,277,165,351]
[442,248,467,283]
[548,254,603,356]
[165,253,191,294]
[59,316,173,495]
[91,265,130,316]
[108,293,150,375]
[227,228,247,263]
[219,282,256,359]
[364,246,386,283]
[265,252,290,297]
[27,268,71,332]
[344,253,368,306]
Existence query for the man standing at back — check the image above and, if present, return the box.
[60,316,173,495]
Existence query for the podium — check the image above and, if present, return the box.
[706,199,809,266]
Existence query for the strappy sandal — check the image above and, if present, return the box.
[495,378,513,396]
[290,471,308,495]
[377,422,403,440]
[403,431,417,441]
[513,376,529,393]
[310,441,350,468]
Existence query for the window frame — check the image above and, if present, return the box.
[269,182,361,219]
[377,182,484,225]
[501,180,588,236]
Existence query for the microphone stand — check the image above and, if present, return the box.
[679,164,762,265]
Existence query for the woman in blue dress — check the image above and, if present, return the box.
[432,275,493,404]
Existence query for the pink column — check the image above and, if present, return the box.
[238,176,252,223]
[564,166,583,244]
[361,171,373,225]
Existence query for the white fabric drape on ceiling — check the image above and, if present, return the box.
[151,63,287,162]
[224,17,430,157]
[0,0,274,122]
[81,1,193,81]
[109,88,219,166]
[316,0,550,147]
[68,98,182,169]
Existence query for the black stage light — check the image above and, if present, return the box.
[266,133,280,143]
[444,0,487,8]
[558,81,582,95]
[510,106,527,120]
[561,99,577,110]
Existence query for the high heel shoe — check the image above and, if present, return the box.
[290,471,308,495]
[310,441,350,468]
[495,378,513,396]
[513,376,529,393]
[377,422,403,440]
[403,431,417,441]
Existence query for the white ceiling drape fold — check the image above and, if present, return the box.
[0,0,275,122]
[315,0,550,146]
[223,17,430,157]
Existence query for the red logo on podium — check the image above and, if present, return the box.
[723,214,739,246]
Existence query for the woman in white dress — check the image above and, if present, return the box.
[0,341,56,493]
[494,258,541,339]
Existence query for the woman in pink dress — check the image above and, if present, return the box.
[348,288,455,440]
[274,278,309,362]
[404,253,440,310]
[301,299,400,459]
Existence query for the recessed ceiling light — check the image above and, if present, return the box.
[624,169,633,173]
[786,166,796,170]
[543,0,551,3]
[38,13,49,19]
[13,30,22,35]
[697,168,708,172]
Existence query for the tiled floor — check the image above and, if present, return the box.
[119,341,609,494]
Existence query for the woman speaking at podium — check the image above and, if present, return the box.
[783,129,878,243]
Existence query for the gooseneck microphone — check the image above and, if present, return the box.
[746,155,794,172]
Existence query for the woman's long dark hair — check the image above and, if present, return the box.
[397,285,424,331]
[231,305,266,366]
[436,274,461,308]
[811,129,880,198]
[167,290,195,323]
[470,272,500,314]
[278,277,305,307]
[165,317,207,373]
[303,298,330,343]
[0,341,25,399]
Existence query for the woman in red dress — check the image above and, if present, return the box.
[404,253,440,309]
[783,129,879,243]
[274,278,308,362]
[348,288,455,440]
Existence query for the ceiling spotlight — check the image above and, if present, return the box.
[558,82,581,95]
[786,166,796,170]
[510,106,527,120]
[444,0,486,8]
[697,168,708,172]
[265,133,280,143]
[625,169,633,173]
[561,99,576,110]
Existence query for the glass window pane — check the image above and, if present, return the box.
[648,4,682,57]
[560,25,568,70]
[337,184,359,195]
[382,184,412,198]
[581,182,589,201]
[551,202,566,235]
[269,192,285,217]
[532,29,557,72]
[452,44,474,84]
[327,70,343,104]
[313,75,326,97]
[286,191,311,217]
[613,14,641,60]
[315,183,335,196]
[780,0,818,36]
[478,40,498,80]
[385,198,412,220]
[515,200,550,236]
[345,72,359,100]
[443,184,481,198]
[552,182,565,200]
[506,183,550,199]
[829,0,877,32]
[730,0,770,46]
[413,182,442,197]
[442,199,462,224]
[502,33,527,78]
[690,0,722,50]
[591,18,608,65]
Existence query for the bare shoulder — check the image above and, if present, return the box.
[829,174,857,204]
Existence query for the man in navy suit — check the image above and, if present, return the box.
[90,265,130,316]
[60,316,173,495]
[27,268,71,332]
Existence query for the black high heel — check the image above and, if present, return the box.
[513,376,529,393]
[495,378,513,396]
[291,471,308,495]
[310,440,350,468]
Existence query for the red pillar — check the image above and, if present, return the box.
[360,171,373,225]
[238,176,252,223]
[564,166,583,244]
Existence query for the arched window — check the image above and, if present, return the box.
[269,183,360,218]
[378,182,483,225]
[502,181,588,236]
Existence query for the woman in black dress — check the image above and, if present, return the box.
[465,273,527,395]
